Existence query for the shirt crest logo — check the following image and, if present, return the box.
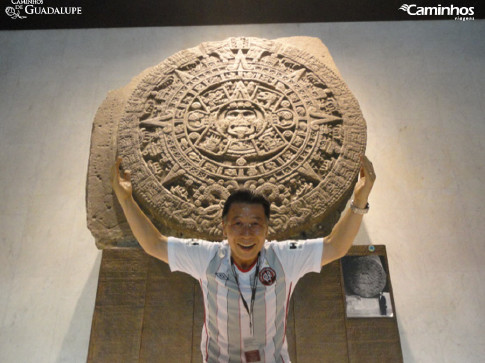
[259,267,276,286]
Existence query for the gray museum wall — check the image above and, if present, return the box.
[0,20,484,363]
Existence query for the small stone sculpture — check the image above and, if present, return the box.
[343,256,387,298]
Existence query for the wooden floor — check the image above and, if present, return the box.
[88,246,402,362]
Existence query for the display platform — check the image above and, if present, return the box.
[88,245,402,362]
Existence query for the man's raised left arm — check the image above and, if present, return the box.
[320,155,376,266]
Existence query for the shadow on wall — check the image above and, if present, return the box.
[55,253,102,363]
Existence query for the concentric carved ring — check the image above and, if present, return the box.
[118,37,366,240]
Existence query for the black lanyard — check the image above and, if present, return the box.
[231,254,260,335]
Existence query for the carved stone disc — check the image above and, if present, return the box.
[118,37,366,240]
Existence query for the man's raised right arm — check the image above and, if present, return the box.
[111,157,168,263]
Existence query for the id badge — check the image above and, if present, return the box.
[243,337,262,363]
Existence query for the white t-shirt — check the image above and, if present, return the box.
[168,237,323,363]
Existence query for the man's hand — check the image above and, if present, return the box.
[321,154,376,266]
[109,156,168,263]
[111,157,133,203]
[352,155,376,208]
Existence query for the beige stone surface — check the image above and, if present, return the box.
[86,36,366,248]
[86,68,155,247]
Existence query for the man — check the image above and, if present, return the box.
[111,155,375,363]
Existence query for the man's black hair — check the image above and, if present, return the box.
[222,189,271,220]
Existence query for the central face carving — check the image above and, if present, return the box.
[185,80,298,161]
[226,109,256,138]
[216,101,266,140]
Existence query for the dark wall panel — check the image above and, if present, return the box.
[2,0,482,30]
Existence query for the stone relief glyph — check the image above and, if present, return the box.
[87,37,366,247]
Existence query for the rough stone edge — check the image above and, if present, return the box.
[275,36,343,79]
[86,68,155,248]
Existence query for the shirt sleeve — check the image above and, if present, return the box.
[167,237,221,279]
[270,238,324,282]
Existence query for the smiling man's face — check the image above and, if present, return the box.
[222,202,269,270]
